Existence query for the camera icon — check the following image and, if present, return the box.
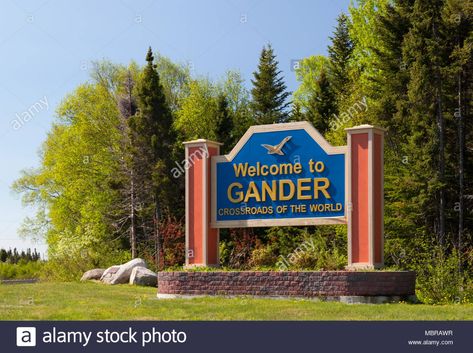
[16,327,36,347]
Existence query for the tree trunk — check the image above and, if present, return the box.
[130,169,137,259]
[433,20,445,246]
[457,62,464,271]
[437,84,446,246]
[154,199,161,270]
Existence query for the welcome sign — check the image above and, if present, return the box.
[211,123,347,227]
[184,121,385,269]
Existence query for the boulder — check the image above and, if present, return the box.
[80,268,105,281]
[109,258,146,285]
[129,266,157,287]
[100,265,120,284]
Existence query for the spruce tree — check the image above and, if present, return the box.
[215,94,233,153]
[373,1,412,135]
[128,47,176,266]
[0,248,6,262]
[131,47,174,166]
[306,68,336,134]
[402,0,449,245]
[377,0,473,258]
[328,13,354,101]
[290,101,305,122]
[251,44,290,124]
[371,0,420,262]
[442,0,473,255]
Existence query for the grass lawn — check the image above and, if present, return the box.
[0,281,472,320]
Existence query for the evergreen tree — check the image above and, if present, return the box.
[328,13,354,101]
[305,67,337,134]
[128,47,176,266]
[442,0,473,256]
[215,94,233,154]
[251,44,290,124]
[0,248,6,262]
[290,101,305,122]
[372,0,412,135]
[402,0,449,245]
[33,248,40,261]
[371,0,473,269]
[371,0,417,259]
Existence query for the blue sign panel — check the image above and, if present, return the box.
[213,124,346,226]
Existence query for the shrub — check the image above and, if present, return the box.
[265,227,306,258]
[219,228,257,269]
[0,260,44,280]
[249,245,278,268]
[414,248,473,304]
[216,226,349,270]
[288,248,319,269]
[278,232,347,271]
[219,240,231,267]
[140,216,185,272]
[42,248,131,281]
[41,216,185,280]
[160,216,185,268]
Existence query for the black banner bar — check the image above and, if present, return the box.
[2,321,468,353]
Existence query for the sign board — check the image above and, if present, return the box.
[183,121,385,269]
[211,123,347,228]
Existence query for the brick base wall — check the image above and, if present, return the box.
[158,271,416,298]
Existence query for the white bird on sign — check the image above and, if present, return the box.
[261,136,292,155]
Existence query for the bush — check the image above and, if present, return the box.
[0,260,44,280]
[414,248,473,304]
[265,227,306,258]
[160,216,185,268]
[42,247,131,281]
[249,245,278,268]
[139,216,185,272]
[219,228,257,269]
[277,232,347,271]
[219,240,231,267]
[43,216,185,279]
[219,226,348,270]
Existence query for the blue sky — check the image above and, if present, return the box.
[0,0,350,257]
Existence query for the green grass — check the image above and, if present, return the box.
[1,281,473,320]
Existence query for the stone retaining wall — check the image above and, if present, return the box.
[158,271,415,298]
